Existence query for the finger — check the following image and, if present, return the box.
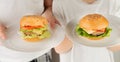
[55,20,61,26]
[0,31,6,40]
[0,24,7,31]
[50,22,56,29]
[108,44,120,52]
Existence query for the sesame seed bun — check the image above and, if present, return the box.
[20,15,48,28]
[87,37,103,40]
[24,37,41,42]
[83,0,96,4]
[79,14,108,30]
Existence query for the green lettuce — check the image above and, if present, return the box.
[20,26,50,39]
[75,25,112,38]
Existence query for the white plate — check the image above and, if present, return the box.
[66,12,120,47]
[0,21,65,52]
[0,46,51,61]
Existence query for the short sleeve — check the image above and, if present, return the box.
[109,0,120,17]
[53,0,107,28]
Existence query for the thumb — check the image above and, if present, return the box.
[50,22,56,29]
[55,20,61,26]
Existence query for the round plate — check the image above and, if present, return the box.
[66,13,120,47]
[0,21,65,52]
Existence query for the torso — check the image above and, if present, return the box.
[0,0,44,24]
[53,0,112,62]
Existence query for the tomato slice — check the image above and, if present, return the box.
[96,28,106,32]
[22,25,43,30]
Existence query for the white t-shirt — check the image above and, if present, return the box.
[0,0,44,24]
[0,0,51,62]
[53,0,113,62]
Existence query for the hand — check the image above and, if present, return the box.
[42,7,60,29]
[0,24,7,40]
[54,36,73,54]
[107,44,120,52]
[47,14,60,29]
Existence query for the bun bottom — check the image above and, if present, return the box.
[24,37,41,42]
[87,37,103,40]
[80,36,104,40]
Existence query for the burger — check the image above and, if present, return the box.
[20,15,51,42]
[76,14,112,40]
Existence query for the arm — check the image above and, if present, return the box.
[44,0,52,10]
[43,0,73,54]
[108,44,120,52]
[43,0,60,29]
[54,36,73,54]
[0,23,7,40]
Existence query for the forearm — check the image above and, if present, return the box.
[43,0,53,14]
[44,0,52,9]
[42,0,54,19]
[108,44,120,52]
[43,0,60,29]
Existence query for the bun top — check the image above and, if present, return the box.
[20,15,48,28]
[79,14,108,30]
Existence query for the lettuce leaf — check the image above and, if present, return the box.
[20,26,50,39]
[75,25,112,38]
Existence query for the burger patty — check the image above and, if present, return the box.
[91,31,105,36]
[20,27,51,39]
[24,30,47,36]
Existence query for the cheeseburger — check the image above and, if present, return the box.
[20,15,50,42]
[76,14,112,40]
